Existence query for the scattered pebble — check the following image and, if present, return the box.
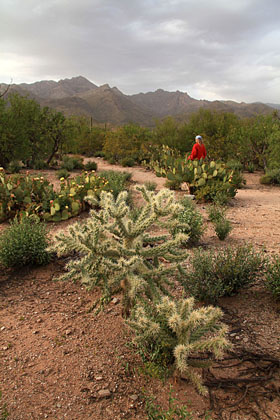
[98,389,111,398]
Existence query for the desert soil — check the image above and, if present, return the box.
[0,159,279,420]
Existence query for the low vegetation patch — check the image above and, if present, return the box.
[260,168,280,185]
[0,168,123,223]
[265,255,280,298]
[207,204,232,240]
[172,196,205,246]
[0,216,50,268]
[180,245,266,303]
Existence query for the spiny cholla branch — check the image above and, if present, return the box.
[127,296,231,395]
[49,187,189,315]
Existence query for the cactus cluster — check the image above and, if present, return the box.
[43,172,109,222]
[0,168,55,222]
[147,145,236,200]
[0,169,110,222]
[50,186,231,394]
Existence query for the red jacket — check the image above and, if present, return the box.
[187,143,207,160]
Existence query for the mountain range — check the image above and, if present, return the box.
[1,76,277,126]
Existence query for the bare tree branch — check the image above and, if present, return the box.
[0,78,13,98]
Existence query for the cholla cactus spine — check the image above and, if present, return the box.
[50,187,189,315]
[128,296,231,395]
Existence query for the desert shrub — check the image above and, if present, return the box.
[265,256,280,298]
[7,160,22,174]
[225,159,246,189]
[31,159,48,170]
[226,159,243,172]
[214,218,232,240]
[108,157,117,165]
[207,205,232,240]
[98,170,131,199]
[173,196,204,246]
[180,245,266,303]
[144,181,157,191]
[144,389,194,420]
[128,296,230,394]
[84,161,97,171]
[56,168,70,180]
[61,156,84,171]
[0,216,50,268]
[247,162,255,173]
[165,179,182,190]
[119,157,135,167]
[260,168,280,185]
[94,150,106,158]
[230,171,246,189]
[194,181,236,205]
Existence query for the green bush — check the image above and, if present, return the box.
[0,216,50,268]
[98,170,131,199]
[214,218,232,240]
[164,178,182,190]
[265,256,280,298]
[207,205,232,240]
[144,181,157,191]
[108,157,117,165]
[226,159,243,172]
[61,156,84,171]
[31,159,48,170]
[260,169,280,185]
[247,162,255,173]
[194,181,236,205]
[180,245,266,303]
[7,160,22,174]
[56,168,70,180]
[84,161,97,171]
[213,217,232,240]
[94,151,106,158]
[173,196,205,246]
[230,171,246,189]
[119,157,135,167]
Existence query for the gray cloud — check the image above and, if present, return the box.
[0,0,280,103]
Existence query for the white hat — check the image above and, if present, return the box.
[195,135,202,140]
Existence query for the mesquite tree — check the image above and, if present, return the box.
[50,187,189,315]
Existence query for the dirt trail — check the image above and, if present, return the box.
[91,158,280,253]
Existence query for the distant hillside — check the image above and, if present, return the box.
[1,76,277,125]
[18,76,97,100]
[267,103,280,110]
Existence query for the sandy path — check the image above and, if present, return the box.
[86,157,167,189]
[90,158,280,253]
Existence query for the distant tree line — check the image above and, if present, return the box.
[1,92,280,170]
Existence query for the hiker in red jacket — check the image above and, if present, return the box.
[187,135,207,160]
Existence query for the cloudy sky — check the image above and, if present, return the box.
[0,0,279,103]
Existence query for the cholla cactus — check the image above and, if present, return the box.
[128,296,231,395]
[50,187,189,315]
